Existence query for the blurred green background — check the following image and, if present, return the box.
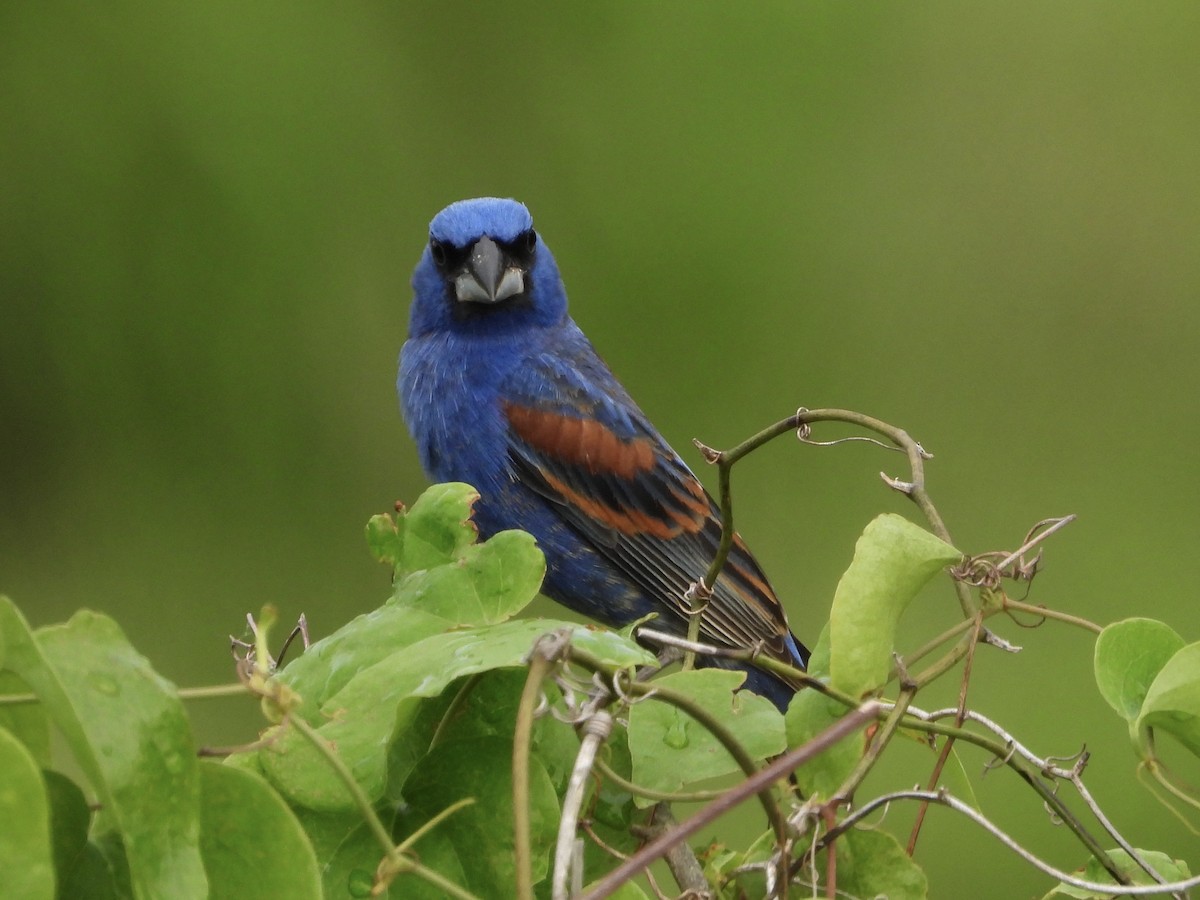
[3,3,1198,896]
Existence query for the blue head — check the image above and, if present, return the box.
[408,198,568,338]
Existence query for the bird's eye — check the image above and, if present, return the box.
[522,230,537,254]
[429,239,448,267]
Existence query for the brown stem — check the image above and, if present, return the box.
[582,703,880,900]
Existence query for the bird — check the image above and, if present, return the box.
[398,198,808,710]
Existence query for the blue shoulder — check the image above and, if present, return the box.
[500,322,649,441]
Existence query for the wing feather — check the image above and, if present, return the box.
[501,353,806,680]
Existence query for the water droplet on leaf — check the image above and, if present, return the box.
[664,716,689,749]
[89,673,119,696]
[347,868,374,897]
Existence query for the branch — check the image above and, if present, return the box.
[1004,598,1103,635]
[553,710,613,900]
[893,705,1134,887]
[594,757,726,804]
[821,789,1200,897]
[513,635,563,900]
[287,716,395,857]
[692,407,979,627]
[633,626,829,694]
[1072,772,1185,898]
[642,605,1137,888]
[907,613,984,853]
[637,803,710,897]
[833,689,915,806]
[582,702,881,900]
[379,799,480,899]
[567,646,791,883]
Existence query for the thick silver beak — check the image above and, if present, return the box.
[454,236,525,303]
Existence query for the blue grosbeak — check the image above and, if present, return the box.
[398,198,807,710]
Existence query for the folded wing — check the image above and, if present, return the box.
[501,351,806,683]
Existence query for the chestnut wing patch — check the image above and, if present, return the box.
[506,403,655,477]
[504,402,708,540]
[502,398,803,680]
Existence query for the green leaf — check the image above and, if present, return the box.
[385,670,586,866]
[42,769,126,900]
[567,626,658,668]
[420,668,525,743]
[709,828,778,898]
[366,513,405,569]
[365,484,548,627]
[384,687,460,803]
[317,819,384,899]
[198,761,321,899]
[222,745,266,778]
[803,622,832,678]
[583,727,637,883]
[272,605,452,721]
[288,805,366,881]
[830,515,961,697]
[92,829,135,897]
[0,726,54,899]
[293,805,427,899]
[272,533,563,729]
[531,688,585,794]
[0,598,207,898]
[822,828,928,899]
[57,845,123,899]
[627,669,786,803]
[388,806,472,899]
[315,805,472,899]
[260,619,602,810]
[43,770,90,885]
[42,769,121,900]
[1135,641,1200,758]
[1094,618,1184,722]
[384,670,541,801]
[783,687,862,799]
[0,671,50,766]
[320,818,397,899]
[370,483,481,574]
[401,735,559,897]
[701,843,749,897]
[784,625,864,799]
[402,482,485,568]
[391,529,545,625]
[1044,848,1191,898]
